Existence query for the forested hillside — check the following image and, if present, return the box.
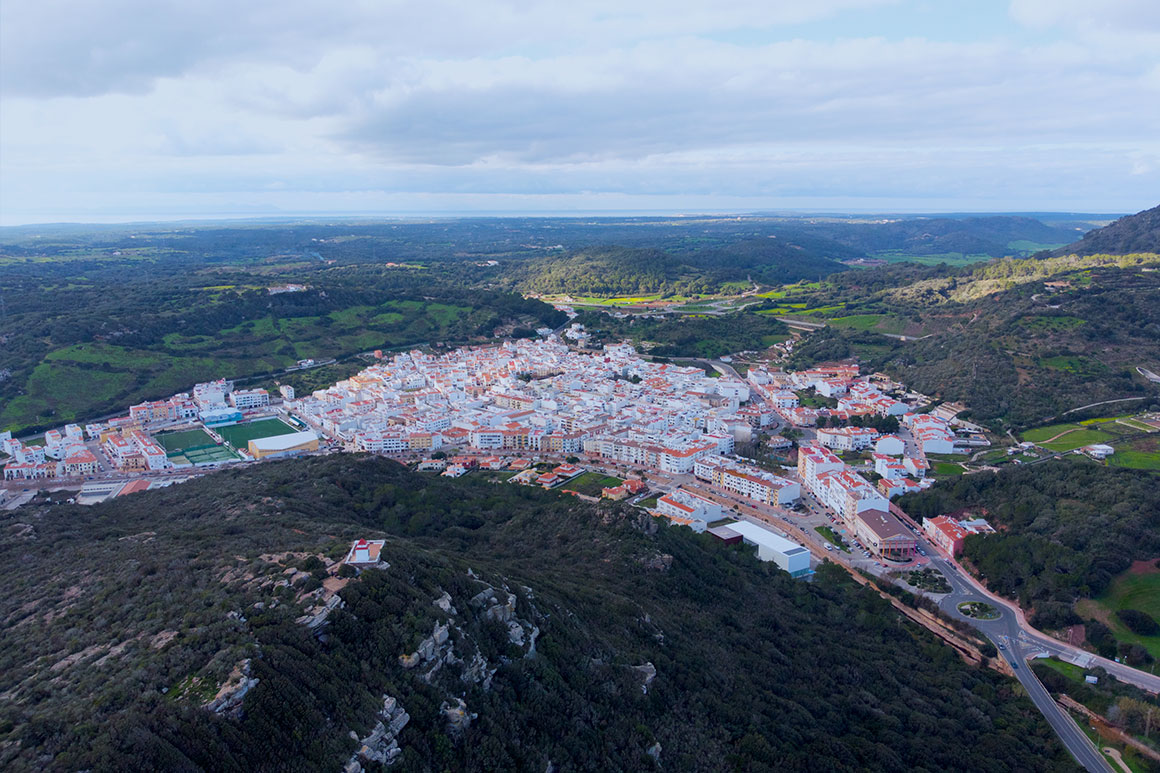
[575,309,790,359]
[900,462,1160,614]
[785,255,1160,428]
[0,456,1074,772]
[1050,204,1160,257]
[0,259,565,434]
[513,240,849,297]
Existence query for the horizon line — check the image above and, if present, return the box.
[0,208,1129,229]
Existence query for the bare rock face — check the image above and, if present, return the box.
[469,587,518,623]
[633,662,657,694]
[398,621,451,669]
[206,659,258,718]
[440,697,477,734]
[639,552,673,572]
[432,590,457,615]
[345,694,409,771]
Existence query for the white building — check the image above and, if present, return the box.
[694,455,800,506]
[905,414,957,455]
[655,489,724,530]
[769,390,799,409]
[874,435,905,455]
[816,426,880,452]
[230,388,270,410]
[193,379,233,410]
[720,520,812,577]
[346,538,386,566]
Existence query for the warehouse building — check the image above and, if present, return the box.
[721,520,812,578]
[247,430,320,459]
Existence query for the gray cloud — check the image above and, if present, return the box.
[1,0,1158,223]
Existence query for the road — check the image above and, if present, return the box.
[929,557,1112,772]
[680,466,1141,773]
[1061,396,1149,417]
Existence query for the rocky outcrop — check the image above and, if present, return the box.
[296,593,344,630]
[344,694,409,771]
[633,662,657,694]
[440,697,477,735]
[639,552,673,572]
[470,587,517,622]
[206,659,258,718]
[398,620,451,671]
[432,591,457,615]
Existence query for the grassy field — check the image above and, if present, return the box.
[755,282,820,299]
[540,293,710,308]
[1077,566,1160,661]
[156,428,217,454]
[1007,240,1068,253]
[1108,451,1160,470]
[216,418,299,449]
[559,471,624,497]
[1036,656,1091,685]
[1021,422,1116,451]
[932,462,966,476]
[1106,437,1160,470]
[0,363,135,429]
[1038,355,1109,377]
[155,427,238,464]
[874,251,994,266]
[1017,315,1086,332]
[1022,422,1082,442]
[827,314,906,335]
[637,495,660,509]
[1042,430,1115,452]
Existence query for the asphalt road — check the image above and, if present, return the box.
[696,477,1128,773]
[930,557,1112,772]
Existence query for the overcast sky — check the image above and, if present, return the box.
[2,0,1158,224]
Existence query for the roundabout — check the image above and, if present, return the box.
[956,600,1001,620]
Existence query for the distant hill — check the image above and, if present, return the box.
[0,455,1073,771]
[796,216,1080,258]
[1051,204,1160,256]
[514,240,849,297]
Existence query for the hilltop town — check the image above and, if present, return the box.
[3,327,999,567]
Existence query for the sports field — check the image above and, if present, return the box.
[157,428,216,453]
[155,428,238,465]
[215,418,299,449]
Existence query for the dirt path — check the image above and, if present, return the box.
[1041,427,1082,444]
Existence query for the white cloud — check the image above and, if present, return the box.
[1,0,1157,222]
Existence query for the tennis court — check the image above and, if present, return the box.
[215,418,300,449]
